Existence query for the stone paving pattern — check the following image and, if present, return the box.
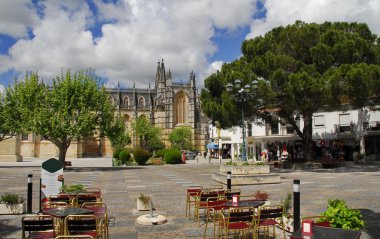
[0,157,379,238]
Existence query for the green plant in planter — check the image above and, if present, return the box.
[225,161,237,166]
[319,199,364,230]
[255,162,265,166]
[60,184,85,193]
[138,193,151,205]
[0,193,25,204]
[281,192,292,217]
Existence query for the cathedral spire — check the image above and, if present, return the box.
[155,61,161,89]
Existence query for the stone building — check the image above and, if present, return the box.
[0,60,208,161]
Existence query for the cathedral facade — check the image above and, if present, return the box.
[0,60,208,161]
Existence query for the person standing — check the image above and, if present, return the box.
[203,151,207,161]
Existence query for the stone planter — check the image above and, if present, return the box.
[0,202,26,214]
[220,164,270,174]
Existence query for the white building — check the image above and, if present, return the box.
[208,108,380,162]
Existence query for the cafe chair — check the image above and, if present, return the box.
[185,185,203,218]
[22,215,56,239]
[224,189,241,200]
[202,196,228,239]
[55,236,94,239]
[44,202,70,209]
[194,189,226,225]
[84,187,102,201]
[75,193,99,207]
[49,194,75,207]
[64,215,100,239]
[218,207,256,239]
[81,202,109,239]
[302,215,331,227]
[256,205,286,239]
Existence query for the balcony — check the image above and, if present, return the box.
[334,124,353,134]
[363,121,380,131]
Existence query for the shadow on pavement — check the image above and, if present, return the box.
[0,217,20,238]
[67,167,145,172]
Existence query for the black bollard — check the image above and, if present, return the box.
[293,179,300,231]
[27,174,33,214]
[227,171,231,190]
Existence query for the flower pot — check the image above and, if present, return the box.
[137,199,151,211]
[0,202,26,214]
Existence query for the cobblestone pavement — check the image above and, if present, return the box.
[0,157,379,238]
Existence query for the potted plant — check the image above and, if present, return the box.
[60,184,85,194]
[137,193,152,211]
[319,199,364,230]
[280,192,293,232]
[0,193,26,214]
[253,190,270,205]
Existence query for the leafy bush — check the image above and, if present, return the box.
[112,146,123,159]
[281,192,292,216]
[164,149,182,164]
[154,149,167,158]
[119,148,132,164]
[113,159,123,166]
[0,193,25,204]
[60,184,85,193]
[134,148,151,165]
[319,199,364,230]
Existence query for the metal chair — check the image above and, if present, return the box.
[81,202,109,239]
[185,186,203,218]
[194,189,225,225]
[202,196,228,239]
[22,215,56,239]
[55,236,94,239]
[64,215,100,239]
[218,207,257,239]
[256,205,286,239]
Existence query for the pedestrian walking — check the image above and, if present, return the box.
[203,151,207,160]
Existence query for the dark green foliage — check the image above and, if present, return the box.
[0,193,25,204]
[320,199,364,230]
[154,149,167,158]
[112,146,123,159]
[60,184,85,193]
[133,148,151,165]
[113,159,122,166]
[119,148,131,164]
[163,149,182,164]
[201,21,380,161]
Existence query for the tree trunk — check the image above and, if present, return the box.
[302,115,314,161]
[58,146,68,163]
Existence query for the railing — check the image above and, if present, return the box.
[334,124,353,134]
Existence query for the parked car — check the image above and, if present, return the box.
[185,151,197,160]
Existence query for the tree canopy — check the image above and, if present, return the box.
[3,70,120,162]
[201,21,380,160]
[169,126,193,150]
[131,115,163,151]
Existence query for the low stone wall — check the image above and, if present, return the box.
[212,172,281,185]
[220,164,270,174]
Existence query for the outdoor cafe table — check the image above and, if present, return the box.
[290,226,361,239]
[43,207,94,235]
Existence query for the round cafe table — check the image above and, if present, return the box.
[223,200,265,208]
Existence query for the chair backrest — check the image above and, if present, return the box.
[258,205,284,221]
[221,207,255,227]
[49,194,73,205]
[22,215,55,238]
[187,186,203,197]
[65,215,98,236]
[199,189,225,202]
[205,196,228,211]
[44,201,69,209]
[76,193,98,207]
[81,202,108,220]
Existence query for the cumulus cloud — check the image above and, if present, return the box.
[199,60,224,81]
[0,0,256,88]
[247,0,380,39]
[0,0,39,38]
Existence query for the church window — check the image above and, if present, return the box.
[138,97,145,108]
[177,94,186,124]
[124,97,129,108]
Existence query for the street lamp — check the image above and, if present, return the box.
[226,79,258,161]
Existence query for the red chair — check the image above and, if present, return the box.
[64,215,100,239]
[256,205,286,239]
[218,207,256,239]
[194,189,225,225]
[82,202,109,239]
[185,186,203,218]
[22,215,56,239]
[202,197,228,238]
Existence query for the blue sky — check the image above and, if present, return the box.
[0,0,379,92]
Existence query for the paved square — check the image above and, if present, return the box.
[0,158,379,238]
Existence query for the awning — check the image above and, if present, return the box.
[207,142,219,149]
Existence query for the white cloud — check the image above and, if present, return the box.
[200,60,224,81]
[0,0,256,88]
[247,0,380,39]
[0,0,39,38]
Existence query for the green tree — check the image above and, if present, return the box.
[201,21,380,160]
[168,126,192,150]
[106,114,131,148]
[3,70,117,163]
[131,115,162,151]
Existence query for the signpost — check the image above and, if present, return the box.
[41,158,64,208]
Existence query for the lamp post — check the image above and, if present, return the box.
[226,79,258,161]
